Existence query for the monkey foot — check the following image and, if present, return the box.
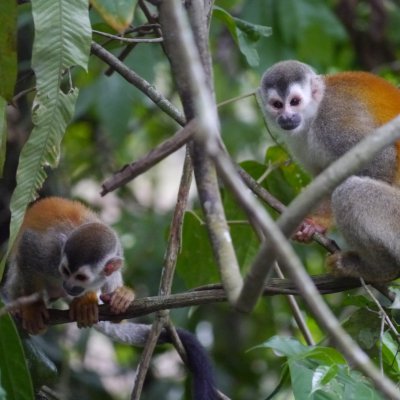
[326,251,363,279]
[294,218,327,243]
[20,300,49,335]
[69,291,99,328]
[100,286,134,314]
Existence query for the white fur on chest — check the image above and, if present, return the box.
[281,128,332,175]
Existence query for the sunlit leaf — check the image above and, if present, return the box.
[90,0,137,32]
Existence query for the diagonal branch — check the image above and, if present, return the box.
[158,0,243,304]
[90,41,186,126]
[101,119,196,195]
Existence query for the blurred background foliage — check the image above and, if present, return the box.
[2,0,400,399]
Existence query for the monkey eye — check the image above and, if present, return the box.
[271,100,283,109]
[75,273,88,282]
[62,266,70,277]
[290,97,301,106]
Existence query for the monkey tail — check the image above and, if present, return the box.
[167,328,219,400]
[95,322,219,400]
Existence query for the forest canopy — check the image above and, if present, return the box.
[1,1,400,399]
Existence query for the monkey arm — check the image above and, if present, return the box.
[294,197,332,243]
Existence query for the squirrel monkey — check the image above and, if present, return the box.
[1,197,219,399]
[260,60,400,282]
[3,197,134,333]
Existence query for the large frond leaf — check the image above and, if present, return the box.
[1,0,91,276]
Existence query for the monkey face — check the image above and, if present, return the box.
[262,83,315,134]
[260,60,325,136]
[58,222,123,297]
[59,261,107,297]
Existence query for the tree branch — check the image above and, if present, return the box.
[43,275,362,326]
[101,119,196,195]
[131,139,193,399]
[158,0,243,304]
[90,41,186,126]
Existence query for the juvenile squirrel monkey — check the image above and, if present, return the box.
[2,197,219,399]
[260,60,400,282]
[3,197,135,334]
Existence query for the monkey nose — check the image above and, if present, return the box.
[278,114,301,130]
[63,282,84,296]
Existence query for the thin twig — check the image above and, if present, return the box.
[131,145,193,399]
[274,262,315,346]
[92,30,163,43]
[131,318,165,400]
[101,120,196,195]
[159,148,193,296]
[361,279,399,338]
[217,91,256,108]
[90,41,186,126]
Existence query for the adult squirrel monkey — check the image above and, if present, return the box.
[1,197,219,399]
[260,60,400,282]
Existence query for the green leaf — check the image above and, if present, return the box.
[0,0,17,101]
[312,365,340,390]
[0,382,6,400]
[265,145,311,194]
[0,315,34,400]
[176,212,220,288]
[0,0,91,276]
[305,347,346,366]
[213,6,271,66]
[252,336,308,357]
[0,97,6,177]
[23,338,58,390]
[342,309,381,350]
[176,200,258,288]
[254,337,383,399]
[90,0,137,32]
[382,331,400,374]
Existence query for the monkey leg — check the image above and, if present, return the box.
[69,291,99,328]
[20,299,49,335]
[331,176,400,282]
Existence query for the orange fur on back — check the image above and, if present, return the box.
[326,72,400,185]
[326,72,400,125]
[21,197,97,232]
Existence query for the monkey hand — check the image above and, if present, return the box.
[294,218,327,243]
[69,291,99,328]
[100,286,134,314]
[20,300,49,335]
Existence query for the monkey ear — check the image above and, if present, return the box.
[103,257,123,276]
[310,75,325,103]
